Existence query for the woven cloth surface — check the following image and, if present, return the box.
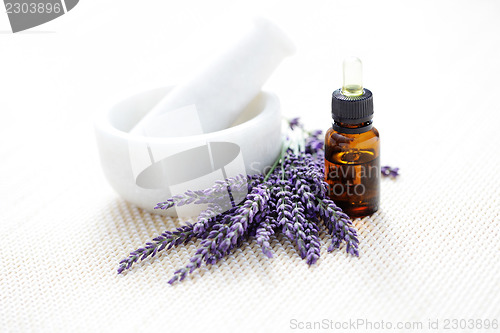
[1,1,500,332]
[1,107,499,332]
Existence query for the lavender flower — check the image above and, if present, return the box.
[155,174,252,211]
[288,117,301,130]
[255,216,276,258]
[381,165,399,178]
[318,198,359,256]
[290,196,308,259]
[192,203,224,236]
[167,237,216,284]
[118,204,238,274]
[304,129,324,156]
[117,224,196,274]
[275,180,294,239]
[227,183,271,243]
[303,217,321,265]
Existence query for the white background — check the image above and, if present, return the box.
[1,0,499,164]
[1,0,499,332]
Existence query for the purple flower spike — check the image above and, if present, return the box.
[304,218,321,265]
[117,224,196,274]
[288,117,301,130]
[167,275,179,285]
[255,216,276,258]
[381,165,400,178]
[319,198,359,257]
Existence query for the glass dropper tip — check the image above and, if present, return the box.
[341,56,364,97]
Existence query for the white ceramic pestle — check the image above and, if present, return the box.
[129,18,295,138]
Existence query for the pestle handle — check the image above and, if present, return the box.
[130,18,295,138]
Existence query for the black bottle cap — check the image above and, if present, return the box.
[331,88,373,124]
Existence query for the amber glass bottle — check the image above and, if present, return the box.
[324,57,380,218]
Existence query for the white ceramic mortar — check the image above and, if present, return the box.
[94,86,281,215]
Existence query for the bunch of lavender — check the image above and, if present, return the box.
[118,118,360,284]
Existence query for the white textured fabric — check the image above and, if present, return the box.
[1,0,500,332]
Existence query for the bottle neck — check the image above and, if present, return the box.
[332,120,373,134]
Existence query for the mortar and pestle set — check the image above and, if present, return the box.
[94,18,295,217]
